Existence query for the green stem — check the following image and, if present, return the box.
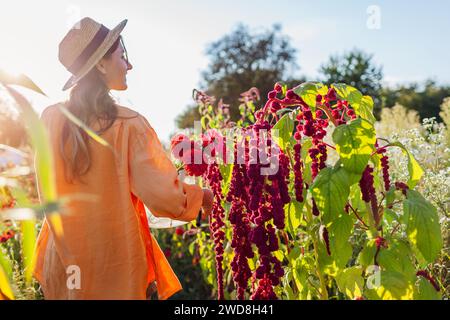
[305,202,329,300]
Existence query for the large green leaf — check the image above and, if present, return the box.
[403,190,442,263]
[335,266,364,299]
[310,166,353,225]
[365,270,414,300]
[293,82,328,109]
[389,142,424,188]
[378,240,416,280]
[328,213,354,269]
[332,118,376,175]
[271,112,294,152]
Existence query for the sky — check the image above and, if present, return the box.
[1,0,449,143]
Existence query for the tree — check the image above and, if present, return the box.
[176,23,302,129]
[319,49,383,116]
[380,79,450,121]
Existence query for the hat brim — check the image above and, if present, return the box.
[62,19,128,91]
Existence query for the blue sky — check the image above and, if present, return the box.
[1,0,449,143]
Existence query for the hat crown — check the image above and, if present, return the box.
[58,17,107,71]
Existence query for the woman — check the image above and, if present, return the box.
[33,17,214,300]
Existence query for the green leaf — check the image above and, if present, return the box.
[365,270,414,300]
[288,201,303,234]
[0,265,14,300]
[271,112,294,152]
[357,239,376,268]
[21,220,36,284]
[378,240,416,280]
[5,86,63,237]
[219,163,233,195]
[335,266,364,299]
[403,190,442,262]
[328,213,354,267]
[283,269,296,299]
[0,69,46,96]
[332,84,363,105]
[273,250,284,262]
[293,82,327,109]
[0,250,12,281]
[287,246,301,263]
[318,213,354,275]
[310,166,351,224]
[351,96,376,124]
[413,277,441,300]
[292,260,309,294]
[300,138,313,184]
[389,142,424,188]
[332,118,376,174]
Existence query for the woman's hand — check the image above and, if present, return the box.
[201,188,214,220]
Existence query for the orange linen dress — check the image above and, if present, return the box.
[33,104,203,300]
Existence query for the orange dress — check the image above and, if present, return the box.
[32,104,203,300]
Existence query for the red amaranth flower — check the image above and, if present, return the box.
[226,140,254,299]
[293,142,304,202]
[395,181,409,196]
[204,163,226,300]
[359,165,380,226]
[377,146,391,191]
[374,236,387,249]
[312,198,320,216]
[183,148,208,176]
[163,248,171,258]
[175,227,184,236]
[170,133,191,160]
[326,88,337,101]
[267,90,277,99]
[0,230,15,243]
[274,83,282,93]
[320,225,331,256]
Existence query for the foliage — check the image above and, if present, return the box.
[319,49,383,115]
[171,81,446,300]
[380,79,450,121]
[176,23,303,128]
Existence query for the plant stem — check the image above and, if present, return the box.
[305,202,328,300]
[317,104,338,127]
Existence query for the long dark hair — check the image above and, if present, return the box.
[59,37,137,184]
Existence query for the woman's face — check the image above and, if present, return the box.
[96,41,133,90]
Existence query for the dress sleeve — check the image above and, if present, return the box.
[128,117,203,222]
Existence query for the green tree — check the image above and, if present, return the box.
[176,23,303,129]
[381,79,450,121]
[319,49,383,116]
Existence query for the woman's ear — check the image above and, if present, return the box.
[95,59,107,75]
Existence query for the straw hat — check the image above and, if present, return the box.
[58,17,127,91]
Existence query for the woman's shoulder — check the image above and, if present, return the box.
[115,105,154,135]
[39,102,154,136]
[39,102,66,122]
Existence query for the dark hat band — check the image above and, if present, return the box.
[67,24,109,75]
